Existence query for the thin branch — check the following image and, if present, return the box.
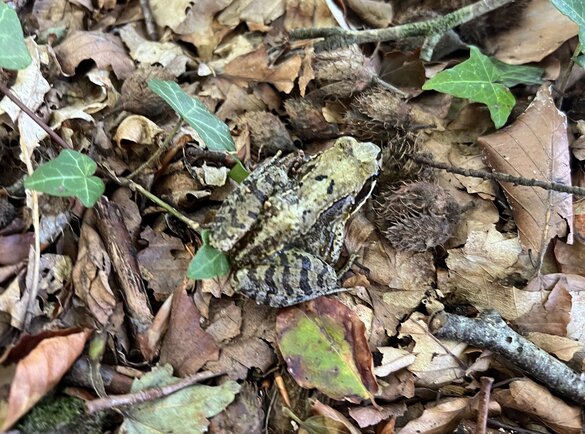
[0,81,71,150]
[289,0,514,60]
[409,153,585,196]
[476,377,494,434]
[430,310,585,405]
[139,0,159,41]
[86,370,224,413]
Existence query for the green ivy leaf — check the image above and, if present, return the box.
[120,365,240,434]
[228,160,249,183]
[423,47,519,128]
[24,150,105,207]
[551,0,585,36]
[187,230,231,280]
[0,1,32,70]
[491,58,544,88]
[148,80,236,152]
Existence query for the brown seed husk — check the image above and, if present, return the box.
[236,111,295,156]
[373,182,461,252]
[121,66,175,117]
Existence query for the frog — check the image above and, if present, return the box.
[209,136,381,307]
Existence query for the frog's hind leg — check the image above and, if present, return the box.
[232,249,345,307]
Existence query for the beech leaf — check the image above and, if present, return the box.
[0,2,31,70]
[120,364,240,434]
[276,297,378,403]
[422,47,542,128]
[478,85,573,262]
[148,80,236,152]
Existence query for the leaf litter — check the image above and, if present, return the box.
[1,0,585,433]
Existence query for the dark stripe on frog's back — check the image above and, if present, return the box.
[209,163,289,252]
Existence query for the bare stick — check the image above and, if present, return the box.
[290,0,514,60]
[429,310,585,405]
[139,0,159,41]
[410,153,585,196]
[0,81,71,150]
[476,377,493,434]
[86,370,224,413]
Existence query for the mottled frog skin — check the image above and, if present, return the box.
[209,137,381,307]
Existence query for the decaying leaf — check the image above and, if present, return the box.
[478,85,573,263]
[276,297,378,403]
[119,364,240,434]
[398,397,472,434]
[0,329,91,431]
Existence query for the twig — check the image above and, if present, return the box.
[95,197,154,358]
[429,310,585,405]
[409,153,585,196]
[0,81,71,150]
[139,0,159,41]
[557,42,582,108]
[86,370,224,413]
[476,377,494,434]
[127,119,182,179]
[289,0,514,60]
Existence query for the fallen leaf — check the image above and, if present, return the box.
[137,227,191,300]
[398,397,471,434]
[224,47,302,93]
[493,379,582,434]
[526,332,583,363]
[346,0,394,27]
[119,364,240,434]
[54,30,135,79]
[160,288,219,376]
[309,399,361,434]
[478,84,572,263]
[72,223,116,326]
[399,312,467,387]
[348,402,406,428]
[374,347,416,378]
[276,297,378,403]
[0,329,91,430]
[218,0,285,29]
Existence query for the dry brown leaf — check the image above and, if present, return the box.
[137,227,191,301]
[527,332,583,363]
[0,329,91,430]
[0,233,35,266]
[438,225,538,320]
[478,85,572,262]
[160,288,219,376]
[218,0,285,29]
[205,301,242,343]
[346,0,394,27]
[377,370,416,402]
[72,223,117,327]
[486,0,578,64]
[119,25,191,77]
[284,0,336,30]
[311,399,361,434]
[114,115,163,147]
[493,379,582,434]
[555,238,585,277]
[224,47,302,93]
[348,402,405,429]
[398,397,471,434]
[399,312,467,387]
[54,30,135,79]
[375,347,416,377]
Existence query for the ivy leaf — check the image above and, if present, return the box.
[120,365,240,434]
[550,0,585,44]
[24,150,105,207]
[187,230,231,280]
[148,80,235,152]
[228,160,249,183]
[0,1,32,70]
[423,47,518,128]
[491,58,543,87]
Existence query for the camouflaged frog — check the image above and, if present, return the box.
[209,137,381,307]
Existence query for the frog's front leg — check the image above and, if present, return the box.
[231,249,345,307]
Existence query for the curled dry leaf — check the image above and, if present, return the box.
[398,397,472,434]
[276,297,378,403]
[114,115,163,148]
[54,30,135,79]
[478,84,573,263]
[0,329,91,431]
[493,379,582,434]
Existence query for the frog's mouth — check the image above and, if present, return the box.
[353,175,378,214]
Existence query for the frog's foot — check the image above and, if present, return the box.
[336,252,359,278]
[232,249,345,307]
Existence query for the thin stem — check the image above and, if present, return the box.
[139,0,159,41]
[86,370,224,413]
[103,166,200,233]
[128,118,182,179]
[290,0,514,48]
[410,153,585,196]
[557,42,581,108]
[0,81,71,150]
